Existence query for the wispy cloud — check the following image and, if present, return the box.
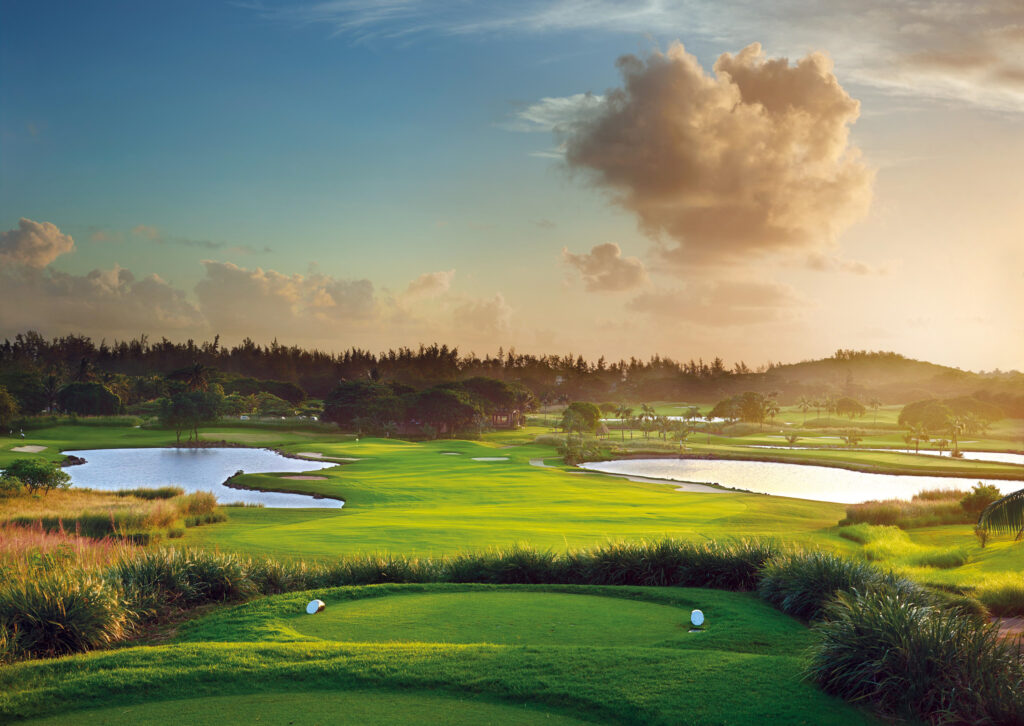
[131,224,271,254]
[250,0,1024,112]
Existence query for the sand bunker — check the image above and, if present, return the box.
[11,445,46,453]
[471,457,509,462]
[296,452,360,461]
[440,452,462,456]
[282,475,328,481]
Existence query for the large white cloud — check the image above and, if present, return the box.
[0,218,75,268]
[562,43,873,266]
[195,261,377,334]
[0,265,203,336]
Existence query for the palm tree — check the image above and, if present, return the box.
[673,424,691,454]
[765,399,780,426]
[184,362,209,392]
[796,395,812,425]
[868,397,882,425]
[978,488,1024,541]
[934,438,949,456]
[615,405,632,441]
[910,424,929,454]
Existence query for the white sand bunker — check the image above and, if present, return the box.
[11,445,46,453]
[282,475,328,481]
[471,457,509,462]
[440,452,462,456]
[296,452,360,461]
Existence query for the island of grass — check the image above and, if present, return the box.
[1,584,878,725]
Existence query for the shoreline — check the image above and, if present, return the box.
[590,449,1024,481]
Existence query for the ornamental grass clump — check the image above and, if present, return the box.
[808,589,1024,724]
[108,548,254,617]
[757,550,925,621]
[0,569,130,660]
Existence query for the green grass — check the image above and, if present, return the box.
[17,690,596,726]
[176,584,806,654]
[178,436,850,557]
[2,584,878,725]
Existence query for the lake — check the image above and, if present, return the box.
[64,447,342,508]
[578,458,1022,503]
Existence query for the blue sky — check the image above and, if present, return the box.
[1,1,1022,370]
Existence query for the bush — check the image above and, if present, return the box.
[176,491,217,516]
[0,459,70,494]
[757,551,925,621]
[960,483,1002,516]
[0,569,129,659]
[808,590,1024,724]
[0,476,25,498]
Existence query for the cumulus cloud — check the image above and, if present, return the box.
[0,218,75,268]
[452,293,513,335]
[562,42,873,266]
[628,278,805,326]
[195,261,376,334]
[562,243,647,292]
[0,264,202,335]
[404,269,455,299]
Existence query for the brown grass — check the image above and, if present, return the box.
[841,489,973,528]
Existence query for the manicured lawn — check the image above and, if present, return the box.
[2,585,879,725]
[17,691,595,726]
[178,436,852,556]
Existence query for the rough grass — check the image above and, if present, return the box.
[837,524,970,569]
[0,489,224,541]
[840,489,975,528]
[809,590,1024,724]
[974,575,1024,617]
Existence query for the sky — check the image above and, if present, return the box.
[1,0,1022,372]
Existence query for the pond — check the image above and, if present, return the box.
[577,458,1022,504]
[64,448,342,508]
[740,445,1024,466]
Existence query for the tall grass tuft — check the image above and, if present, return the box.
[108,548,255,616]
[974,575,1024,617]
[0,569,129,659]
[808,589,1024,724]
[841,489,973,528]
[757,551,925,621]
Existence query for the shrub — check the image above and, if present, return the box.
[757,551,925,621]
[808,590,1024,724]
[960,483,1002,516]
[0,459,70,494]
[0,476,25,498]
[176,491,218,516]
[0,569,130,659]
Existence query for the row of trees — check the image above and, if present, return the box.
[322,376,535,438]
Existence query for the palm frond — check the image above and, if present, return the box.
[978,487,1024,535]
